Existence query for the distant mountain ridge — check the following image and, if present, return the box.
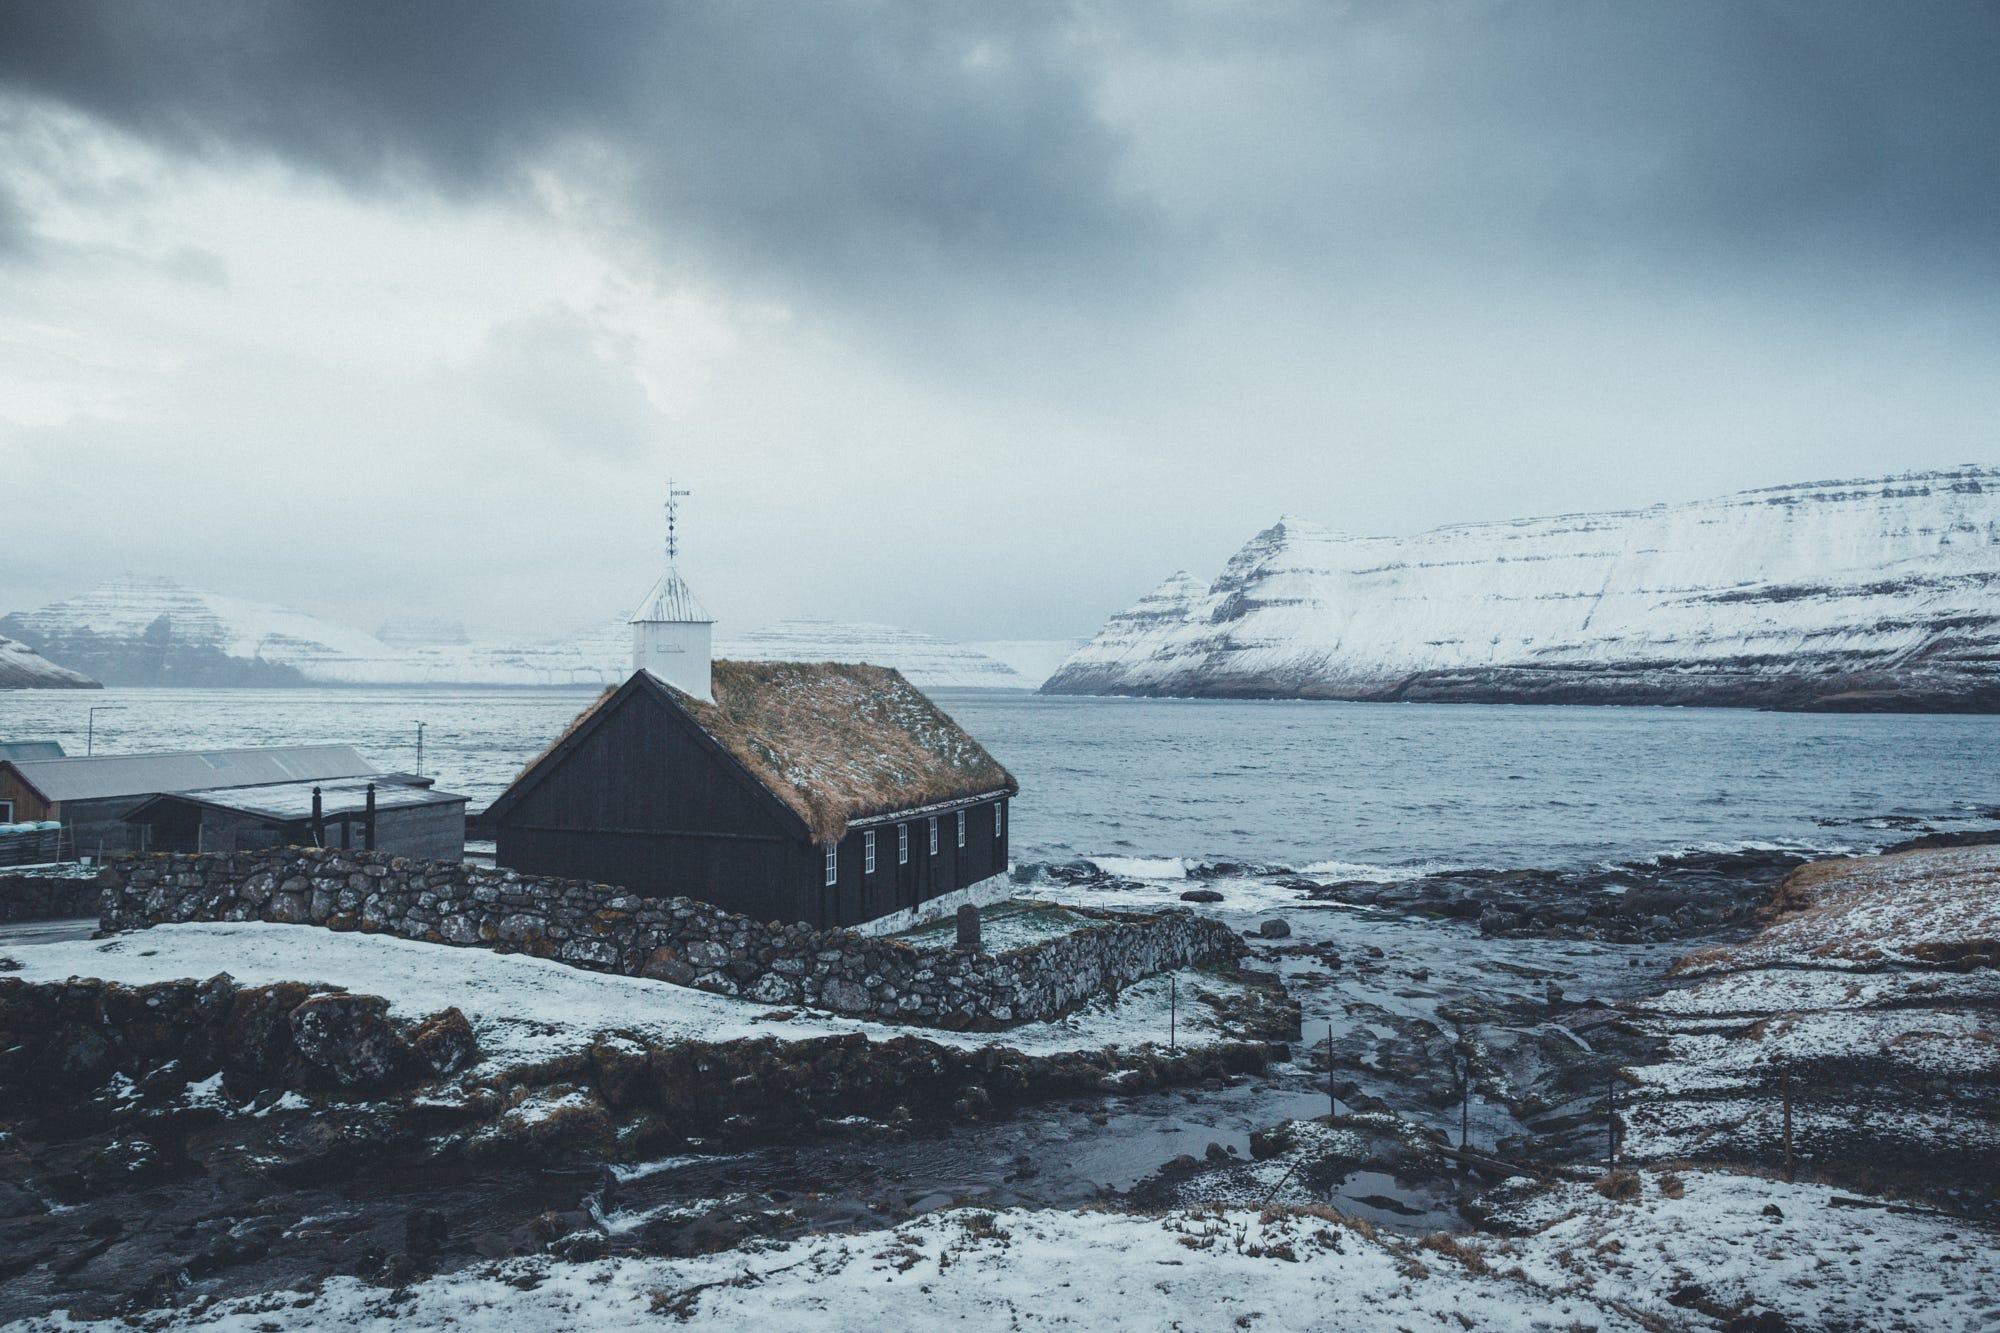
[1043,466,2000,711]
[1,578,1042,690]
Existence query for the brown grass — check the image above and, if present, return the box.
[677,661,1018,844]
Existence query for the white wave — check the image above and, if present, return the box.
[1087,856,1190,880]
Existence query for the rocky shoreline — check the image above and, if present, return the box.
[2,837,1992,1326]
[0,924,1299,1324]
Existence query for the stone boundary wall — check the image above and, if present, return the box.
[98,849,1246,1031]
[0,869,109,922]
[0,974,478,1099]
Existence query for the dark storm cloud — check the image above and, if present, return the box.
[4,1,1997,311]
[0,1,1154,317]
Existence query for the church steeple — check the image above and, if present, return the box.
[629,481,715,701]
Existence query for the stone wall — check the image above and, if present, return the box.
[98,848,1246,1031]
[0,974,477,1099]
[0,868,108,922]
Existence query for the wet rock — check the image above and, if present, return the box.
[1257,919,1292,939]
[408,1007,479,1077]
[405,1208,449,1258]
[288,993,401,1091]
[1180,889,1225,903]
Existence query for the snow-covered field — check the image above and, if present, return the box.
[1674,842,2000,975]
[1618,845,2000,1167]
[1,922,1248,1066]
[14,1171,1992,1331]
[1046,466,2000,701]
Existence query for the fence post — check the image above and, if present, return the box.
[1607,1072,1618,1173]
[1327,1026,1335,1117]
[1782,1065,1794,1182]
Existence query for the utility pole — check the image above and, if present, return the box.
[86,705,125,757]
[415,721,426,778]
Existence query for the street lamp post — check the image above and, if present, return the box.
[86,705,125,757]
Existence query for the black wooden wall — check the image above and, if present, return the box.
[493,683,1014,930]
[494,687,818,923]
[822,796,1010,928]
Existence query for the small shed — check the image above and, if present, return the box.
[0,745,382,855]
[485,662,1018,927]
[124,776,467,860]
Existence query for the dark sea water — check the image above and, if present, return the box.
[4,686,1996,871]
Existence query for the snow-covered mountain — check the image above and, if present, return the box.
[2,579,1036,691]
[0,634,99,689]
[720,619,1029,688]
[1044,467,2000,711]
[0,576,403,687]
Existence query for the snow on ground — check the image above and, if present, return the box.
[1674,843,2000,975]
[1635,965,2000,1019]
[1626,1008,1999,1096]
[1,923,1247,1067]
[1480,1169,2000,1331]
[18,1170,1993,1332]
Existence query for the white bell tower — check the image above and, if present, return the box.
[630,481,715,701]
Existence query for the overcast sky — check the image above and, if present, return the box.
[2,1,1996,643]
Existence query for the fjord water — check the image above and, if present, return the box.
[4,686,1995,870]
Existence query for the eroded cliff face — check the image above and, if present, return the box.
[1045,467,2000,710]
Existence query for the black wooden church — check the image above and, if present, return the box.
[485,510,1017,928]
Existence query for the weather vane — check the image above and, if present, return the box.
[664,481,691,564]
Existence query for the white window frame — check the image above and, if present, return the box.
[995,800,1005,837]
[864,829,876,874]
[897,822,909,865]
[0,799,13,823]
[824,846,838,887]
[956,809,966,848]
[928,816,939,855]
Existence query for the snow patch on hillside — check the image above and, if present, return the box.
[0,634,97,688]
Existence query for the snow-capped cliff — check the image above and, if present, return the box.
[1044,467,2000,711]
[0,576,403,687]
[719,619,1029,688]
[0,634,99,689]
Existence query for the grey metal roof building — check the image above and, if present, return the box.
[0,744,384,857]
[3,745,376,804]
[124,776,467,861]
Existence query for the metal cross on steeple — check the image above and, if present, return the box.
[663,481,691,564]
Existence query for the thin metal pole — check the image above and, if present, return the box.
[1460,1059,1471,1150]
[1782,1066,1794,1182]
[86,705,125,756]
[1607,1073,1618,1171]
[1327,1025,1335,1117]
[416,722,426,778]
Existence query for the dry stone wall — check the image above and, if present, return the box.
[0,868,107,922]
[98,849,1245,1031]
